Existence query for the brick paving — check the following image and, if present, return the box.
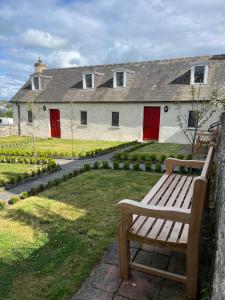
[72,241,186,300]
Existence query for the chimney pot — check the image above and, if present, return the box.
[34,57,46,73]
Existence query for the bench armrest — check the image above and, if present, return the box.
[165,158,204,174]
[116,199,191,223]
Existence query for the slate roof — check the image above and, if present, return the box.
[11,54,225,103]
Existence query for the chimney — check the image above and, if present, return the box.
[34,57,46,73]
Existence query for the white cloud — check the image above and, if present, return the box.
[20,28,66,49]
[0,75,24,98]
[47,50,87,68]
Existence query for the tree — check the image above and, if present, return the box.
[175,84,224,154]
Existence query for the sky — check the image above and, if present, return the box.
[0,0,225,100]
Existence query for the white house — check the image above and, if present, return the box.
[11,55,224,144]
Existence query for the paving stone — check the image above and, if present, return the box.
[71,286,113,300]
[158,279,186,300]
[134,249,169,270]
[168,256,186,275]
[141,244,172,256]
[89,263,122,293]
[118,270,162,300]
[103,242,138,266]
[113,295,131,300]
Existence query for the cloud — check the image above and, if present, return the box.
[47,50,87,68]
[19,28,66,49]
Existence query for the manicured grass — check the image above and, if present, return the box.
[131,143,191,157]
[0,136,32,146]
[0,170,161,299]
[15,139,124,155]
[0,163,38,183]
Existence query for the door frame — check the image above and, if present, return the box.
[49,109,61,138]
[142,106,161,141]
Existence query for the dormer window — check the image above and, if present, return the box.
[83,73,94,89]
[31,76,41,90]
[190,65,208,85]
[113,71,126,88]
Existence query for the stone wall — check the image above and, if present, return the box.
[212,112,225,299]
[0,125,18,136]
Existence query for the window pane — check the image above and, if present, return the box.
[112,112,119,127]
[188,111,198,128]
[194,66,205,83]
[80,111,87,125]
[33,77,39,89]
[85,74,92,88]
[28,111,33,123]
[116,72,124,87]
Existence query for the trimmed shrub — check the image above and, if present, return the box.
[123,153,129,160]
[140,154,146,161]
[186,154,193,160]
[155,164,162,173]
[132,162,141,171]
[20,191,29,199]
[8,195,20,205]
[93,161,100,169]
[83,163,91,171]
[179,166,186,174]
[113,160,120,170]
[123,161,130,170]
[102,161,110,169]
[0,200,5,210]
[177,154,184,160]
[160,154,167,164]
[131,154,139,161]
[145,162,152,172]
[150,154,157,162]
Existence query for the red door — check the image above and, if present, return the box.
[143,107,160,141]
[50,109,61,138]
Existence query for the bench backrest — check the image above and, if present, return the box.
[188,144,215,247]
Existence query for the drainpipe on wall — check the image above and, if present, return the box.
[16,102,21,135]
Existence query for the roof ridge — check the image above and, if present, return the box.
[44,53,224,72]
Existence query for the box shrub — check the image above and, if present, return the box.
[179,165,186,174]
[177,154,184,160]
[0,200,5,210]
[123,161,130,170]
[131,154,139,161]
[9,195,20,205]
[102,161,110,169]
[150,154,157,162]
[186,154,193,160]
[145,162,152,172]
[84,163,91,171]
[155,164,162,173]
[113,160,120,170]
[93,161,100,169]
[132,162,141,171]
[20,191,29,199]
[160,154,167,164]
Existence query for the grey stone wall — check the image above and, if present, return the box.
[212,112,225,299]
[0,125,18,136]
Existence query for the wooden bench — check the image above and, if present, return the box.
[195,130,215,154]
[116,144,215,300]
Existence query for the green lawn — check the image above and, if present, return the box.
[0,136,32,146]
[0,170,161,300]
[131,143,191,157]
[0,163,38,183]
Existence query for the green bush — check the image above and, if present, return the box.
[179,166,186,174]
[123,153,129,160]
[8,195,20,205]
[160,154,167,164]
[155,164,162,173]
[0,200,5,210]
[140,154,146,161]
[83,163,91,171]
[150,154,157,162]
[102,161,110,169]
[186,154,193,160]
[93,161,100,169]
[113,160,120,170]
[145,162,152,172]
[131,154,139,161]
[123,161,130,170]
[177,154,184,160]
[20,191,29,199]
[132,162,141,171]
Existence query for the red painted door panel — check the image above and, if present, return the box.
[143,107,160,141]
[50,109,61,138]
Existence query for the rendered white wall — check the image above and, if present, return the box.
[13,102,221,144]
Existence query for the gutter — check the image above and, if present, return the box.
[15,102,21,135]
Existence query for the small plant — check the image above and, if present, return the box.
[140,154,146,161]
[83,163,91,171]
[113,160,120,170]
[155,164,162,173]
[179,165,186,174]
[123,161,130,170]
[132,162,141,171]
[177,154,184,160]
[145,162,152,172]
[150,154,157,162]
[102,161,110,169]
[123,153,129,160]
[9,195,20,205]
[0,200,5,210]
[131,154,138,161]
[160,154,167,164]
[20,191,29,199]
[186,154,193,160]
[93,161,100,169]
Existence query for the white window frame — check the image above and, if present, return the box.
[190,65,208,85]
[113,71,126,88]
[31,76,41,90]
[83,73,94,89]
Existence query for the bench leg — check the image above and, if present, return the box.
[186,247,198,300]
[118,216,132,280]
